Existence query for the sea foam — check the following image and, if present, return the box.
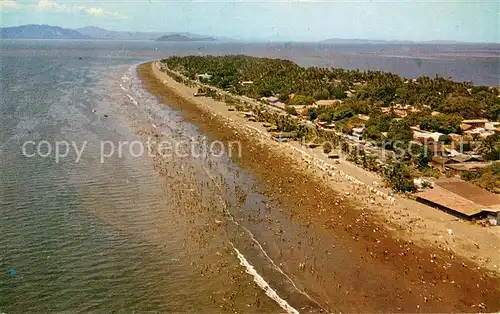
[230,243,300,314]
[200,164,322,312]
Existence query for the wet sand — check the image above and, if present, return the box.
[137,61,500,312]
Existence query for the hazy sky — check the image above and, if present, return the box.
[1,0,498,42]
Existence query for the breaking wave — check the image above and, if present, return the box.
[229,242,300,314]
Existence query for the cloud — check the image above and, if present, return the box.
[0,0,22,10]
[36,0,64,11]
[85,7,104,16]
[34,0,128,19]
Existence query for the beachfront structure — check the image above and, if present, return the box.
[196,73,213,81]
[415,178,500,221]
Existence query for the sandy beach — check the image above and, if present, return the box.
[137,61,500,312]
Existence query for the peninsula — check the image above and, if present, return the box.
[137,57,500,312]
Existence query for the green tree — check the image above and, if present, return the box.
[419,114,462,134]
[323,142,333,154]
[307,108,318,121]
[488,100,500,121]
[288,95,315,107]
[438,95,484,118]
[279,94,289,102]
[312,89,330,100]
[438,134,452,144]
[381,163,415,192]
[329,87,346,100]
[477,133,500,160]
[285,105,298,116]
[387,120,413,143]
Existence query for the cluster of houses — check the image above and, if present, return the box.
[187,70,500,223]
[314,108,500,224]
[194,76,498,180]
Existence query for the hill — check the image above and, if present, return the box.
[156,33,217,42]
[76,26,167,40]
[0,24,91,39]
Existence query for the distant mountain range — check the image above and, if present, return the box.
[0,24,92,40]
[1,24,492,44]
[0,24,220,41]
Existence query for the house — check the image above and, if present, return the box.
[352,127,365,140]
[429,154,486,172]
[448,133,463,142]
[358,114,370,122]
[429,154,481,166]
[196,73,212,81]
[316,121,327,128]
[415,178,500,220]
[428,156,448,170]
[266,96,280,104]
[485,122,499,130]
[462,119,488,128]
[449,155,483,163]
[393,104,412,110]
[315,99,341,106]
[273,102,286,110]
[460,123,473,132]
[413,130,444,142]
[445,162,492,175]
[242,112,255,118]
[271,131,297,142]
[479,131,495,138]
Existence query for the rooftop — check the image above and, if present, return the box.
[416,186,487,217]
[462,119,489,124]
[435,178,500,208]
[445,162,492,172]
[315,99,341,106]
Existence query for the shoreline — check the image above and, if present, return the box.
[138,61,500,312]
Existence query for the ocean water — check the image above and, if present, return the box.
[0,40,499,313]
[0,40,322,313]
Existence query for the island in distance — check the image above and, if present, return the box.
[155,33,217,42]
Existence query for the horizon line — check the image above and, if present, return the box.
[1,24,500,45]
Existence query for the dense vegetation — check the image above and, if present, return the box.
[161,55,500,193]
[162,55,500,122]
